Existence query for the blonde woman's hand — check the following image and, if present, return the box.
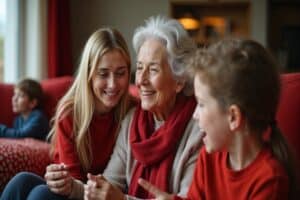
[138,178,174,200]
[84,173,125,200]
[44,163,73,196]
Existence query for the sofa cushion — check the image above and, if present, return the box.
[0,138,51,191]
[41,76,73,120]
[277,73,300,167]
[0,83,15,127]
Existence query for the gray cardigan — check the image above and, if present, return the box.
[103,107,203,200]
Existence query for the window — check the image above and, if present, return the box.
[0,0,6,81]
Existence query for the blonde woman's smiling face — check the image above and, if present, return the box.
[91,49,129,114]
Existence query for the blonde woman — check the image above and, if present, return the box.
[0,28,134,200]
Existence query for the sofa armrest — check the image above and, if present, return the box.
[277,73,300,168]
[0,138,51,191]
[0,83,14,126]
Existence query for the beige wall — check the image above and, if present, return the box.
[250,0,267,47]
[70,0,169,74]
[70,0,267,74]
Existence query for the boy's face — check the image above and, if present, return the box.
[193,73,231,153]
[12,88,36,116]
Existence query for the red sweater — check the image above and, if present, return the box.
[53,113,116,181]
[176,147,289,200]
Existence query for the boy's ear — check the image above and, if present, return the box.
[227,104,243,131]
[29,99,38,109]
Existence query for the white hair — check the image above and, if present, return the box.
[133,15,196,96]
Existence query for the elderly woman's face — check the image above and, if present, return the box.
[135,38,182,120]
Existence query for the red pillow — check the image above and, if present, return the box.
[0,138,51,191]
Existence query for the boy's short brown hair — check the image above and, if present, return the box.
[16,78,44,109]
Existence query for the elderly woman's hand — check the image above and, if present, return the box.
[84,173,125,200]
[44,163,73,196]
[138,178,174,200]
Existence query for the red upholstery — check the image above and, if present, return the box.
[0,138,51,191]
[42,76,73,120]
[0,83,14,127]
[0,76,73,191]
[277,73,300,167]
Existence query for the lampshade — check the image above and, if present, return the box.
[178,16,200,30]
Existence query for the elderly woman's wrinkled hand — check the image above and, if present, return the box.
[84,173,125,200]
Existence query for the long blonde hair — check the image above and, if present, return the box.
[48,28,132,172]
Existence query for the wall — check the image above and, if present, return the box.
[250,0,267,47]
[70,0,268,73]
[70,0,169,74]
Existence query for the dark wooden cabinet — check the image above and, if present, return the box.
[170,0,250,46]
[268,0,300,71]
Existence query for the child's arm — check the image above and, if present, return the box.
[0,110,49,139]
[0,124,10,136]
[138,178,176,200]
[0,118,26,138]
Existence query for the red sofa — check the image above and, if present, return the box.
[0,73,299,192]
[277,73,300,169]
[0,76,73,191]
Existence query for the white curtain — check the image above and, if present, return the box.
[4,0,47,83]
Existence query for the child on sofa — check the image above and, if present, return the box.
[137,39,296,199]
[0,78,49,140]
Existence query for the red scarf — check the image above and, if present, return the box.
[128,95,196,198]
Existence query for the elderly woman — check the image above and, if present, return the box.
[84,16,202,200]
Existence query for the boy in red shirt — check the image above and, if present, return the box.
[138,39,296,200]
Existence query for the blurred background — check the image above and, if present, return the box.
[0,0,299,83]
